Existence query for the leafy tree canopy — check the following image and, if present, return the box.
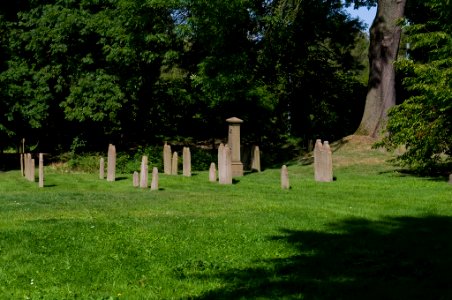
[377,0,451,172]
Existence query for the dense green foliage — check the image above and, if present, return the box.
[0,146,451,298]
[0,0,369,155]
[378,0,451,172]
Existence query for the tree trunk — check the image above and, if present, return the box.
[356,0,406,137]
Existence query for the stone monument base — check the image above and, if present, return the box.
[231,162,243,177]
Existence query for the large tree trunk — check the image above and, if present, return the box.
[356,0,406,137]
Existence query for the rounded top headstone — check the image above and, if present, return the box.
[226,117,243,124]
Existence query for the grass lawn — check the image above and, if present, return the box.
[1,137,451,299]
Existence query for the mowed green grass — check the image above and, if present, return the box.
[0,148,451,299]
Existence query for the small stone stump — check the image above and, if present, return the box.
[38,153,44,188]
[209,162,217,182]
[133,171,139,187]
[171,152,178,175]
[107,144,116,182]
[449,174,452,185]
[183,147,191,177]
[281,165,290,189]
[163,143,172,175]
[251,145,261,172]
[99,157,105,179]
[140,156,148,188]
[151,167,159,191]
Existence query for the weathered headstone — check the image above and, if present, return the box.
[314,139,323,181]
[171,151,178,175]
[281,165,290,189]
[448,174,452,185]
[209,162,217,182]
[38,153,44,188]
[25,153,32,181]
[99,157,105,179]
[107,144,116,182]
[251,145,261,172]
[30,158,35,182]
[133,171,139,187]
[140,156,148,188]
[151,167,159,191]
[219,145,232,184]
[314,139,333,182]
[163,143,172,175]
[20,153,24,177]
[218,143,224,181]
[322,141,333,182]
[183,147,191,177]
[226,117,244,177]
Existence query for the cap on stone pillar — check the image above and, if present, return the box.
[226,117,243,124]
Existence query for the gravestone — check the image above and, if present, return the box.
[209,162,217,182]
[218,143,224,182]
[171,152,178,175]
[99,157,105,179]
[183,147,191,177]
[107,144,116,182]
[449,174,452,185]
[20,153,24,177]
[314,139,323,181]
[38,153,44,188]
[219,145,232,184]
[30,158,35,182]
[140,156,148,188]
[314,139,333,182]
[133,171,139,187]
[251,145,261,172]
[151,167,159,191]
[281,165,290,189]
[322,141,333,182]
[226,117,244,177]
[163,143,172,175]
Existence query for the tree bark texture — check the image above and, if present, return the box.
[356,0,406,137]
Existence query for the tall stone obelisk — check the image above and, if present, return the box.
[226,117,244,177]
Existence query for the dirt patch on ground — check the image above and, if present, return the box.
[330,135,390,167]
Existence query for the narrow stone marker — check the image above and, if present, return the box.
[209,162,217,182]
[322,141,333,182]
[281,165,290,189]
[226,117,244,177]
[183,147,191,177]
[163,143,172,175]
[314,139,323,182]
[251,145,261,172]
[38,153,44,188]
[171,151,178,175]
[30,158,35,182]
[218,143,224,182]
[314,139,333,182]
[448,174,452,185]
[107,144,116,182]
[99,157,105,179]
[151,167,159,191]
[140,156,148,188]
[219,145,232,185]
[20,153,24,177]
[133,171,139,187]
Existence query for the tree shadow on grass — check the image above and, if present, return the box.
[192,216,452,299]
